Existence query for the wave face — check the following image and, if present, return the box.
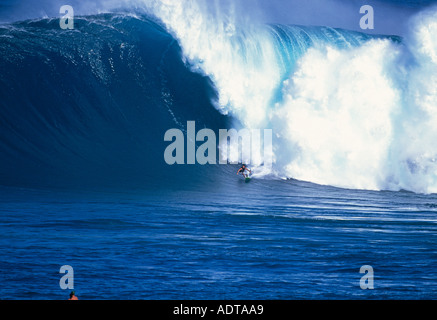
[0,14,231,189]
[2,1,437,193]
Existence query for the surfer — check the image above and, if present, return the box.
[237,164,251,178]
[68,291,78,300]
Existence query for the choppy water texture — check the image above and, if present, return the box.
[1,181,436,300]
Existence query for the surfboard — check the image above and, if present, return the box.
[245,176,251,182]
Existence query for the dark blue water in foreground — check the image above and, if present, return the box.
[1,180,436,300]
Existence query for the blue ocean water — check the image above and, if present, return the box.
[1,3,437,300]
[1,181,437,300]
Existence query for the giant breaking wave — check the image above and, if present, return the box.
[2,0,437,193]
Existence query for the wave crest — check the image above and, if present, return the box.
[146,0,437,193]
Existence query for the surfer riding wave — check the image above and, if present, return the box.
[237,164,251,178]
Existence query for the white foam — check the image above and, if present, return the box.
[143,0,437,194]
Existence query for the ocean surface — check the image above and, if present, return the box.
[1,1,437,299]
[1,181,437,300]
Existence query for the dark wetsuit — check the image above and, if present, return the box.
[240,166,248,176]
